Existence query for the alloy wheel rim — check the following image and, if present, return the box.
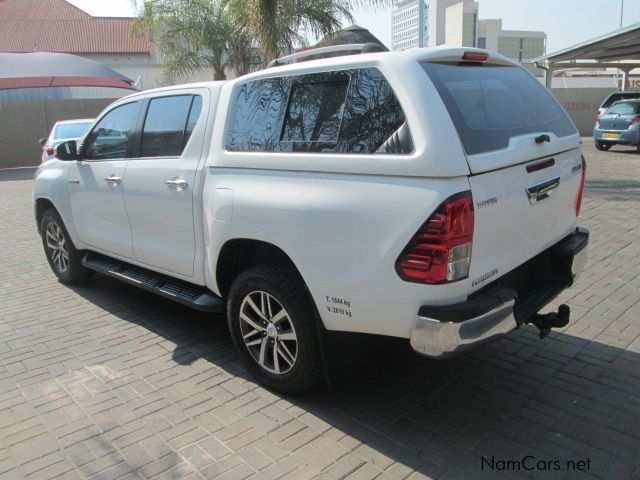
[45,222,69,273]
[239,291,298,375]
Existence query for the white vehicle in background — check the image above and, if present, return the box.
[39,119,93,163]
[33,45,589,394]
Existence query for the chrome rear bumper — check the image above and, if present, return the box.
[410,227,589,358]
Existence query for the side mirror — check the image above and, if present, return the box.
[38,137,46,146]
[55,140,78,161]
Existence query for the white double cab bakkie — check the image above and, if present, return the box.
[34,46,589,393]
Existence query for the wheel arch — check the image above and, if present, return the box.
[34,196,83,250]
[34,197,57,234]
[216,238,308,299]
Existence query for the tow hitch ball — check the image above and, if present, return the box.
[526,304,570,339]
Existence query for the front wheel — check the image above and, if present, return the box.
[40,208,93,284]
[595,141,612,151]
[227,264,323,394]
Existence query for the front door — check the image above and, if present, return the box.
[68,101,140,259]
[123,92,207,277]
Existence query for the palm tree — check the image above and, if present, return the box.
[226,0,354,63]
[132,0,254,82]
[133,0,389,82]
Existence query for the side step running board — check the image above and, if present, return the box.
[82,253,223,313]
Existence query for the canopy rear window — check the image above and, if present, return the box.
[422,62,576,156]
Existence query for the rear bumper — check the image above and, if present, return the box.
[410,227,589,358]
[593,127,640,145]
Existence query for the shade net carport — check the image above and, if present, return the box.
[534,22,640,89]
[0,52,136,90]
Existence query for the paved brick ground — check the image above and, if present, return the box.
[1,141,639,480]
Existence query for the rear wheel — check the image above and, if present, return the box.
[227,264,323,394]
[40,209,93,284]
[595,141,612,151]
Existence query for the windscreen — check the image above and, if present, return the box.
[421,62,576,155]
[54,122,92,140]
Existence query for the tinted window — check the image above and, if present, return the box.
[339,68,410,154]
[422,62,577,155]
[226,77,289,152]
[606,102,637,115]
[141,95,201,157]
[83,103,138,160]
[281,75,349,144]
[225,68,412,154]
[54,122,92,140]
[602,92,640,108]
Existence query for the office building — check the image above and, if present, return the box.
[391,1,546,74]
[391,0,478,51]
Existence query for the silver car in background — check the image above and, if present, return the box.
[593,100,640,152]
[39,119,93,163]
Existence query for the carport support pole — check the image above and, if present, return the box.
[621,68,631,91]
[544,66,553,89]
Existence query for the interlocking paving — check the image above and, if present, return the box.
[1,140,639,480]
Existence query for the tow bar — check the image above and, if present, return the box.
[526,304,570,339]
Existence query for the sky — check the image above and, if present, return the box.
[68,0,640,54]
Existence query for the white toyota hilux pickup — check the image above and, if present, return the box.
[34,46,588,393]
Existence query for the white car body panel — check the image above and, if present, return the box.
[468,147,583,293]
[67,160,133,258]
[203,169,471,338]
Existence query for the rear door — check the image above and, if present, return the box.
[422,61,583,293]
[123,90,208,277]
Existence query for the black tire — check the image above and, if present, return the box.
[227,264,323,394]
[595,141,611,151]
[40,208,93,284]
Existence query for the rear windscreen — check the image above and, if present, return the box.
[602,93,640,108]
[54,122,92,140]
[421,62,577,155]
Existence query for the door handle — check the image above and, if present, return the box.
[526,176,560,205]
[104,175,122,186]
[165,178,189,191]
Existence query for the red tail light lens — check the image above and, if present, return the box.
[462,51,488,62]
[595,115,601,126]
[46,145,54,156]
[630,116,640,126]
[396,191,474,284]
[575,155,587,217]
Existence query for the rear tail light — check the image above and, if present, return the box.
[462,51,488,62]
[595,115,601,126]
[396,191,474,284]
[575,155,587,217]
[46,145,54,156]
[630,116,640,126]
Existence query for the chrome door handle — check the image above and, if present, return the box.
[165,178,189,191]
[526,176,560,205]
[104,175,122,185]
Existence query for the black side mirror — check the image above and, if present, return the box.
[55,140,78,161]
[38,137,46,146]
